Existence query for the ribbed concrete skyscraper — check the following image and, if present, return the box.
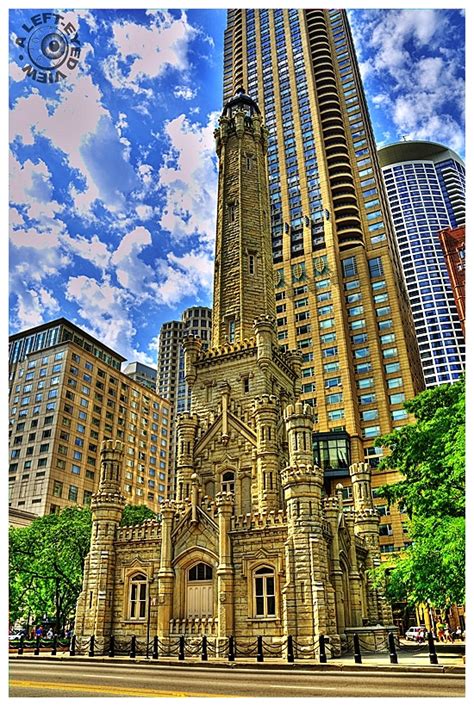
[222,8,425,552]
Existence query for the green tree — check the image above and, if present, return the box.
[9,503,159,633]
[9,506,92,635]
[372,378,465,609]
[121,504,157,526]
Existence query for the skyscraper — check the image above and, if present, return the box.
[223,9,424,552]
[9,318,171,516]
[122,361,157,391]
[157,306,212,496]
[378,141,465,386]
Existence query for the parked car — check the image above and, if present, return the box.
[8,632,25,642]
[405,626,426,641]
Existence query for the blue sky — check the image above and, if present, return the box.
[9,8,465,366]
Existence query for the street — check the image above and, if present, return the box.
[9,660,465,698]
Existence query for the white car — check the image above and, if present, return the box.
[8,632,25,641]
[405,626,426,641]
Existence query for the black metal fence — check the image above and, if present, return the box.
[9,631,444,665]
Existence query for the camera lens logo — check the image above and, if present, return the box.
[14,13,81,84]
[28,29,68,70]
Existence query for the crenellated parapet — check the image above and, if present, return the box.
[116,519,162,543]
[280,463,324,490]
[231,509,287,531]
[349,462,375,513]
[252,393,279,412]
[322,495,340,516]
[215,491,235,511]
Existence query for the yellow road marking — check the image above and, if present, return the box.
[10,679,233,698]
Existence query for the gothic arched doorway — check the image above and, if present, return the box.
[186,562,213,619]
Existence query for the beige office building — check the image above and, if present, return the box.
[9,319,171,516]
[223,8,424,554]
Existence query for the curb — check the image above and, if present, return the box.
[9,654,465,675]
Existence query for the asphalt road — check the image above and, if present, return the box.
[9,660,465,698]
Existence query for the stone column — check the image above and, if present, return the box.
[76,440,125,638]
[215,492,234,637]
[322,496,345,635]
[344,509,363,627]
[252,394,280,512]
[175,412,199,501]
[284,402,314,467]
[349,462,392,625]
[157,501,176,637]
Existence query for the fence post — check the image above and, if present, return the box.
[228,636,235,662]
[34,637,40,655]
[178,635,185,661]
[388,631,398,664]
[287,635,295,663]
[319,634,327,664]
[257,635,264,663]
[108,635,115,658]
[18,635,24,656]
[427,630,439,665]
[89,635,95,657]
[51,635,57,656]
[201,634,208,661]
[353,633,362,664]
[130,635,136,659]
[152,636,159,660]
[70,635,76,656]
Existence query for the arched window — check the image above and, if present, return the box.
[254,566,276,617]
[189,562,212,581]
[222,471,235,493]
[129,573,147,620]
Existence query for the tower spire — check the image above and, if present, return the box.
[211,89,276,347]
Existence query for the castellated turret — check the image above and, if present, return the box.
[252,394,280,512]
[284,401,314,467]
[176,412,200,501]
[75,440,126,638]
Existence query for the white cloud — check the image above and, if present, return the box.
[14,286,60,330]
[102,10,197,95]
[9,154,63,222]
[174,85,197,100]
[110,226,155,296]
[60,232,111,271]
[159,111,219,246]
[65,274,154,364]
[351,9,464,155]
[151,248,214,307]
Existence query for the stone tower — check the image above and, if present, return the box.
[211,87,276,347]
[75,440,125,637]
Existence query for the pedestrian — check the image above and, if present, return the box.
[436,621,445,642]
[46,628,53,640]
[35,625,44,639]
[444,623,453,643]
[455,626,462,641]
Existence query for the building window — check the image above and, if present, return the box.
[189,562,212,581]
[254,566,276,618]
[222,471,235,493]
[129,573,147,620]
[228,319,236,343]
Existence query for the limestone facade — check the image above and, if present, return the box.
[75,91,392,654]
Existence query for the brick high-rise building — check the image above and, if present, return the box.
[378,141,465,386]
[9,319,171,516]
[439,225,466,335]
[223,8,424,553]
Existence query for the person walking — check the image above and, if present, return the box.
[436,621,445,642]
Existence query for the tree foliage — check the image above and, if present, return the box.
[9,503,158,632]
[373,379,465,610]
[9,506,92,634]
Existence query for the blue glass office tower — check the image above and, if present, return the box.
[378,141,465,387]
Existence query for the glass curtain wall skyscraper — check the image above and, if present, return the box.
[223,8,424,551]
[378,141,465,387]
